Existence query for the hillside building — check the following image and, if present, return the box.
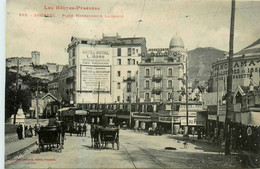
[31,51,40,65]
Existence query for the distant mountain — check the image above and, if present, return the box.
[187,47,226,82]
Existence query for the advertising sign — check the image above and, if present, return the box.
[79,46,112,66]
[79,46,112,92]
[81,66,111,92]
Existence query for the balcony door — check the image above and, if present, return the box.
[155,68,161,76]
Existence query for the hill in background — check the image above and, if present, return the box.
[187,47,226,82]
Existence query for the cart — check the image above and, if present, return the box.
[91,125,119,150]
[38,126,63,153]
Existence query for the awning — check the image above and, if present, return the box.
[58,107,76,112]
[75,110,88,115]
[249,111,260,126]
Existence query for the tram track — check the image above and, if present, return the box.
[122,142,167,169]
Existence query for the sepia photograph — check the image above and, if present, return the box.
[4,0,260,168]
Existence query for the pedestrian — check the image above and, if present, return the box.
[25,125,28,137]
[83,123,87,136]
[16,125,21,140]
[28,126,33,137]
[19,124,24,140]
[34,124,38,136]
[77,124,82,136]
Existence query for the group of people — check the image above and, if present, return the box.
[16,123,41,140]
[76,123,87,136]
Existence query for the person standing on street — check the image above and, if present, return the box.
[83,123,87,136]
[16,125,21,140]
[34,124,38,136]
[19,124,24,139]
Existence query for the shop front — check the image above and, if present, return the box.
[132,112,153,130]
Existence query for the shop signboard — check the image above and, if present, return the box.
[219,115,225,122]
[179,104,203,111]
[173,111,197,117]
[181,117,197,125]
[208,115,217,120]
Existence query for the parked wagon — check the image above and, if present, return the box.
[91,125,119,150]
[38,125,63,153]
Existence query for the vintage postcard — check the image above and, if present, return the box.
[4,0,260,168]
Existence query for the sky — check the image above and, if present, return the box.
[6,0,260,65]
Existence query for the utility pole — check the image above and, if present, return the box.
[13,60,19,124]
[225,0,235,155]
[97,81,100,110]
[216,59,219,133]
[185,54,189,135]
[171,87,174,135]
[129,91,132,128]
[36,80,39,124]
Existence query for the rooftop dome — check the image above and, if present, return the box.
[169,34,184,49]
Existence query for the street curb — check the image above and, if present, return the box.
[5,141,37,161]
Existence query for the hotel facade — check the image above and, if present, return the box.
[66,35,146,105]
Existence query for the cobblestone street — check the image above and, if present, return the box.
[6,129,241,168]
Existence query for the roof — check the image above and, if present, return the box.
[236,38,260,55]
[41,93,60,102]
[169,34,184,49]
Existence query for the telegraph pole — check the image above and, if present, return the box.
[185,54,189,134]
[171,87,174,135]
[97,81,100,109]
[36,80,39,124]
[13,60,19,124]
[225,0,235,155]
[216,59,219,133]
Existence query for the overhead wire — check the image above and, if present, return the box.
[134,0,146,37]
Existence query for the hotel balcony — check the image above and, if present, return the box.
[123,76,135,82]
[152,87,163,94]
[152,74,163,82]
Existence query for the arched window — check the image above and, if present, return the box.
[145,92,150,100]
[168,80,172,88]
[168,92,172,100]
[168,68,173,76]
[145,80,150,88]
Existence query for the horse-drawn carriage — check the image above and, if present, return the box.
[38,121,65,153]
[91,125,120,150]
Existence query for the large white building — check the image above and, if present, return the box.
[66,34,146,104]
